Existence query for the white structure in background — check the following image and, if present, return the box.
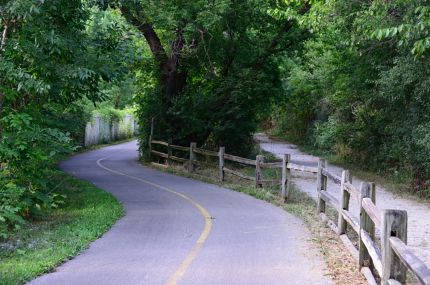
[84,114,138,146]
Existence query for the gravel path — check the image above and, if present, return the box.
[28,140,332,285]
[255,133,430,266]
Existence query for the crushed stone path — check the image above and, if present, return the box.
[28,140,332,285]
[255,133,430,266]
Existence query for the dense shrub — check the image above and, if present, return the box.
[0,113,73,237]
[0,2,139,237]
[0,181,25,238]
[270,0,430,193]
[129,0,307,157]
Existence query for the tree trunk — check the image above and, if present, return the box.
[162,27,187,99]
[1,23,8,50]
[120,7,188,100]
[164,65,187,100]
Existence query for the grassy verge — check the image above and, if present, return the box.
[147,162,366,285]
[0,171,123,285]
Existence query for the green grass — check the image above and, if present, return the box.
[0,172,124,285]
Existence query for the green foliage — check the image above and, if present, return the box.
[0,2,139,236]
[0,181,25,237]
[93,105,135,122]
[126,0,309,156]
[0,113,73,236]
[270,0,430,194]
[371,2,430,57]
[0,172,123,285]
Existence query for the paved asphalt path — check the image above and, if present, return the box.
[28,140,332,285]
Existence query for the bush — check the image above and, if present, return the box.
[313,117,344,151]
[269,1,430,192]
[0,181,26,238]
[0,113,73,237]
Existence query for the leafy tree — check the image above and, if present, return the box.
[0,1,140,235]
[270,0,430,195]
[371,1,430,57]
[110,0,311,155]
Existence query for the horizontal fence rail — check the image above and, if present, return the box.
[389,237,430,284]
[170,144,190,151]
[149,138,430,285]
[223,167,255,181]
[260,162,282,168]
[288,163,318,173]
[194,147,218,157]
[224,153,256,166]
[151,140,168,146]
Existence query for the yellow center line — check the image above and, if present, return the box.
[96,153,212,285]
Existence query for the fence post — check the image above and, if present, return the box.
[338,170,351,235]
[148,117,154,160]
[167,138,172,166]
[370,182,376,203]
[381,210,408,285]
[359,182,372,270]
[281,154,291,202]
[255,155,263,188]
[317,159,327,213]
[369,182,376,240]
[219,146,225,182]
[189,142,196,173]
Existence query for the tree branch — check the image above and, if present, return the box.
[169,26,186,70]
[253,2,311,70]
[120,6,168,67]
[1,19,10,51]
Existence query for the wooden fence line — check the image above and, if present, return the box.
[149,139,430,285]
[224,153,256,166]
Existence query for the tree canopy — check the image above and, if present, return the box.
[269,0,430,195]
[0,0,140,235]
[115,0,311,155]
[2,0,430,235]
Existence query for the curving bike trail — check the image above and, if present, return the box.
[28,140,332,285]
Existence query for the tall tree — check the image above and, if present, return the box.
[115,0,310,154]
[269,0,430,193]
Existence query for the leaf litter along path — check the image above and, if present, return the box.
[255,132,430,267]
[28,140,332,285]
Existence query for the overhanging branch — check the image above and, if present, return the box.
[120,6,168,67]
[253,2,311,70]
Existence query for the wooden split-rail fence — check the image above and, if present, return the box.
[149,139,430,285]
